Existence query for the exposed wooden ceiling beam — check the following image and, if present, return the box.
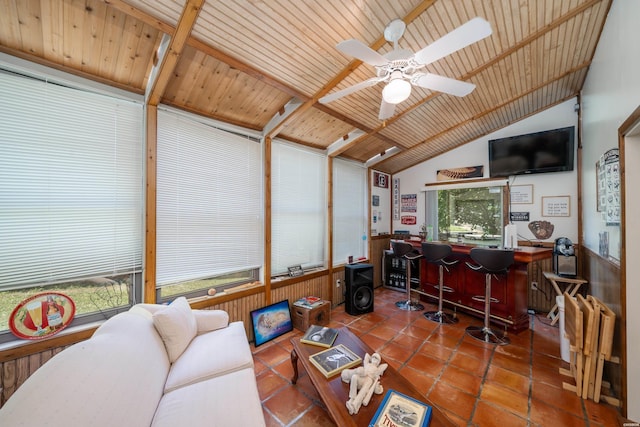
[147,0,204,106]
[262,0,437,140]
[104,0,308,102]
[103,0,175,35]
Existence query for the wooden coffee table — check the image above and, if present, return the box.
[290,327,454,427]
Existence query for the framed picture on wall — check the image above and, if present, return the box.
[510,185,533,204]
[542,196,570,217]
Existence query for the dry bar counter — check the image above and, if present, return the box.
[417,244,552,333]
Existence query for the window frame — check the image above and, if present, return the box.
[0,58,145,343]
[270,141,327,276]
[155,107,264,298]
[424,180,509,247]
[332,158,368,265]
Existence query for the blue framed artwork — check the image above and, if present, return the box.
[250,300,293,346]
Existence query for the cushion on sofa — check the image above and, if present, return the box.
[0,311,170,427]
[163,321,254,393]
[152,367,266,427]
[194,309,229,334]
[152,296,198,362]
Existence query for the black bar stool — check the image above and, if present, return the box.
[422,242,458,324]
[465,247,514,345]
[391,241,424,311]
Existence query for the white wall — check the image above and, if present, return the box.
[581,0,640,420]
[370,170,391,236]
[581,0,640,263]
[392,98,579,245]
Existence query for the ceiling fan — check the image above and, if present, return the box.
[319,17,492,120]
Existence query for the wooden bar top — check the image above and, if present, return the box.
[402,239,552,263]
[448,244,552,263]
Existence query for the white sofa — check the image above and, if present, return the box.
[0,297,266,427]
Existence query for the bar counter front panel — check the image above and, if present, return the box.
[416,244,552,333]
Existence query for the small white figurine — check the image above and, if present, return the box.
[341,352,388,415]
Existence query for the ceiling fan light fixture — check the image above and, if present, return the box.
[382,77,411,104]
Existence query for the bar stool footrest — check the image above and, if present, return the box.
[471,295,499,304]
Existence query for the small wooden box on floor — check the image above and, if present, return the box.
[291,301,331,331]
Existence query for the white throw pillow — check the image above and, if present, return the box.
[152,297,197,363]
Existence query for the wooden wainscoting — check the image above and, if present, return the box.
[332,268,346,305]
[371,235,391,289]
[205,291,266,342]
[1,344,71,406]
[527,253,556,313]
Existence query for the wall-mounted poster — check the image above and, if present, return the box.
[597,148,620,225]
[401,194,417,212]
[436,165,483,181]
[393,178,400,220]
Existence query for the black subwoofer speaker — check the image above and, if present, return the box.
[345,263,374,315]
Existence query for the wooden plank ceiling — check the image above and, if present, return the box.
[0,0,611,174]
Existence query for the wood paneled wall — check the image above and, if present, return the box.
[1,345,69,406]
[526,251,569,313]
[370,235,391,289]
[332,268,346,305]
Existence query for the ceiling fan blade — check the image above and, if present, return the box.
[336,39,389,66]
[319,77,384,103]
[378,99,396,120]
[413,73,476,97]
[414,17,492,65]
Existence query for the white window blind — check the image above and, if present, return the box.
[271,141,326,275]
[333,158,367,265]
[0,71,144,291]
[156,109,262,286]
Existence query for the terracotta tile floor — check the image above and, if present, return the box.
[251,287,622,426]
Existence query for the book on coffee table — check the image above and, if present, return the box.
[369,389,432,427]
[308,344,362,378]
[300,325,338,348]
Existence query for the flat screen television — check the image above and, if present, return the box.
[488,126,575,177]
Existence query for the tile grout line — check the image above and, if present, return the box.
[465,336,499,426]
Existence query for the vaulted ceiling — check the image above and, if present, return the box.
[0,0,611,174]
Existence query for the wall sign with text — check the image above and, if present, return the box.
[510,185,533,204]
[542,196,570,217]
[401,194,417,212]
[401,216,417,225]
[373,171,389,188]
[510,212,530,222]
[393,178,400,220]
